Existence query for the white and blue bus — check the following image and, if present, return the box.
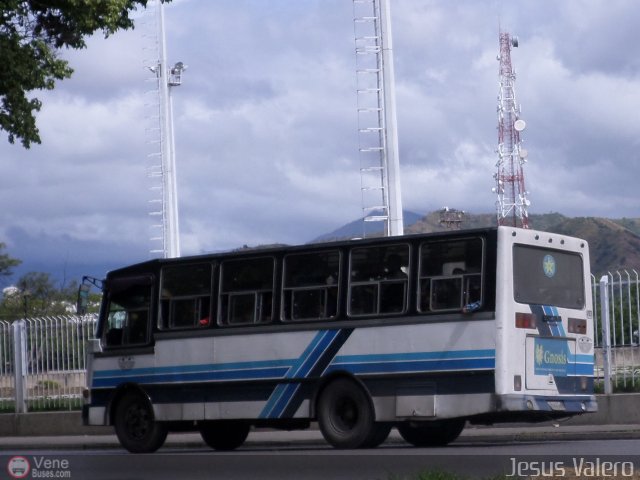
[81,226,596,452]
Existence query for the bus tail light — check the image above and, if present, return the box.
[515,312,536,329]
[569,318,587,334]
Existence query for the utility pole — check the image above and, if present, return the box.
[353,0,404,237]
[148,0,185,258]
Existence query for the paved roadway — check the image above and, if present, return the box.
[2,426,640,479]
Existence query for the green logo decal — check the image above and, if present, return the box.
[543,254,556,278]
[534,338,570,376]
[535,343,545,366]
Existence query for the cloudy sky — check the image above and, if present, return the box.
[1,0,639,281]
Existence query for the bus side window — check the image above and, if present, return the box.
[103,281,152,348]
[282,250,341,322]
[219,257,275,326]
[348,244,409,317]
[419,238,484,313]
[160,263,213,329]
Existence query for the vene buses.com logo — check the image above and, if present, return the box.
[7,456,30,479]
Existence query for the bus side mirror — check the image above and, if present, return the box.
[77,283,91,315]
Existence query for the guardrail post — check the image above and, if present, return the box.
[12,320,28,413]
[599,275,613,395]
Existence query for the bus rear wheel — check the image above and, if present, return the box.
[199,421,250,451]
[398,418,466,447]
[114,392,168,453]
[317,378,380,449]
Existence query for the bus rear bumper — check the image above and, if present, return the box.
[498,394,597,415]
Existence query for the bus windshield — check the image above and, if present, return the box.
[512,244,585,309]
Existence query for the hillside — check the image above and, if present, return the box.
[320,211,640,276]
[406,212,640,275]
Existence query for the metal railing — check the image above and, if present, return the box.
[1,315,97,413]
[592,270,640,392]
[0,320,15,412]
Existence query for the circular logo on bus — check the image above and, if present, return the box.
[543,254,556,278]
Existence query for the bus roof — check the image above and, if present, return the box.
[104,227,501,280]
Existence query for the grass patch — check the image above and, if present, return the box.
[594,379,640,393]
[0,397,83,413]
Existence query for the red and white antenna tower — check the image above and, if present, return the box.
[493,31,530,229]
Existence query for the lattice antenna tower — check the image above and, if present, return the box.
[493,31,530,229]
[353,0,404,237]
[144,0,185,258]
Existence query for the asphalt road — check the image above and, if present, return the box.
[2,429,640,479]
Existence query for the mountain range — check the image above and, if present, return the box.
[5,211,639,290]
[315,211,640,276]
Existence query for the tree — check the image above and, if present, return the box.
[0,242,21,279]
[0,0,163,148]
[0,271,79,320]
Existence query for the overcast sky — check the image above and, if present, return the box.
[1,0,639,279]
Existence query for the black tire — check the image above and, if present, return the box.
[398,418,466,447]
[200,421,250,451]
[363,422,392,448]
[114,392,168,453]
[317,378,377,449]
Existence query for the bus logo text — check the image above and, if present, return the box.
[534,338,569,376]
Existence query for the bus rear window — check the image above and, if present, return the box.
[513,245,585,309]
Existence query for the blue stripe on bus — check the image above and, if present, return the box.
[92,335,496,392]
[570,354,594,364]
[93,358,294,379]
[331,349,496,365]
[92,365,291,388]
[573,363,594,375]
[261,329,356,419]
[326,357,496,375]
[260,330,337,419]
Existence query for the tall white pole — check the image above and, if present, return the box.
[158,1,180,258]
[379,0,404,236]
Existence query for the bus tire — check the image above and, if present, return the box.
[398,418,466,447]
[114,392,168,453]
[317,378,376,449]
[363,422,392,448]
[199,421,250,451]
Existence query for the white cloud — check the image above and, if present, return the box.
[1,0,639,279]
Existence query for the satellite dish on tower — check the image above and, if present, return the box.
[519,148,528,159]
[514,119,526,132]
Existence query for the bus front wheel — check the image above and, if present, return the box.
[317,378,380,449]
[200,421,250,451]
[397,418,466,447]
[114,392,168,453]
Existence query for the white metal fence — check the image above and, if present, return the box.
[592,270,640,393]
[0,315,97,413]
[0,271,638,412]
[0,320,15,412]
